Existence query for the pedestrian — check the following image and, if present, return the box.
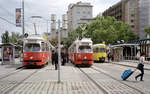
[54,50,58,70]
[135,52,145,81]
[66,51,69,63]
[61,51,67,66]
[51,50,55,65]
[107,52,111,62]
[111,53,114,62]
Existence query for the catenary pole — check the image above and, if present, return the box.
[22,0,24,36]
[58,19,61,83]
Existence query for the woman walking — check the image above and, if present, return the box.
[135,52,145,81]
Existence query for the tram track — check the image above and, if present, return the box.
[0,68,24,80]
[91,65,145,94]
[4,69,40,94]
[78,67,109,94]
[78,65,145,94]
[0,66,45,94]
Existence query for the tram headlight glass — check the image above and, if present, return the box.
[24,53,27,58]
[78,54,81,58]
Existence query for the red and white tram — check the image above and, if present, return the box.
[23,34,52,67]
[68,38,93,67]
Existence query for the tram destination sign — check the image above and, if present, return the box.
[82,42,89,45]
[27,40,38,43]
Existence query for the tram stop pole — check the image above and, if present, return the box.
[57,19,61,83]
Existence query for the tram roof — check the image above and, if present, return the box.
[75,38,92,43]
[93,44,105,46]
[25,34,45,41]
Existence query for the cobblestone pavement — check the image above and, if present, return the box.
[94,63,150,94]
[0,58,23,77]
[80,67,142,94]
[1,62,150,94]
[8,64,105,94]
[0,68,40,94]
[113,60,150,70]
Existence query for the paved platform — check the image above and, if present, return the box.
[8,63,104,94]
[0,59,150,94]
[0,58,23,76]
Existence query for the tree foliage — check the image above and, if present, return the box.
[64,16,138,48]
[49,36,58,47]
[144,27,150,36]
[83,16,138,44]
[1,30,10,43]
[1,31,22,44]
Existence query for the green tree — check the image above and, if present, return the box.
[64,16,138,48]
[9,32,22,44]
[144,27,150,37]
[50,37,58,47]
[65,30,79,48]
[1,30,10,43]
[83,16,138,44]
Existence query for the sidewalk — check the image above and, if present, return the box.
[113,60,150,70]
[0,58,23,76]
[9,63,105,94]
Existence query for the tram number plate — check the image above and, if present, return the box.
[29,63,34,65]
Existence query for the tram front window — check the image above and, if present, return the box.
[24,43,40,52]
[99,48,105,53]
[78,46,92,53]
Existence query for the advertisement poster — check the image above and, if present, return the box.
[3,46,13,62]
[16,8,21,27]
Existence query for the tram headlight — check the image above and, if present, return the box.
[30,56,33,59]
[84,56,87,59]
[23,53,27,58]
[78,55,81,58]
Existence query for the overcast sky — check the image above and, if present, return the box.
[0,0,120,42]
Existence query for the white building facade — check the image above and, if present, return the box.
[67,2,93,32]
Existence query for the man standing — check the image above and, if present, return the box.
[54,50,58,70]
[51,50,55,65]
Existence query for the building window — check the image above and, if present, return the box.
[83,16,86,18]
[130,8,135,13]
[83,11,86,14]
[130,1,135,6]
[131,14,135,17]
[131,25,135,28]
[77,11,80,14]
[131,19,134,23]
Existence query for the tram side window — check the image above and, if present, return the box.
[46,44,49,51]
[93,47,98,53]
[41,42,46,51]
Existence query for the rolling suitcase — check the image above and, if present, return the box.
[121,69,134,80]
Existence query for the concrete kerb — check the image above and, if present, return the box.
[112,62,150,70]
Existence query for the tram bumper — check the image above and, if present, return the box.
[77,59,93,64]
[99,57,105,62]
[23,60,42,66]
